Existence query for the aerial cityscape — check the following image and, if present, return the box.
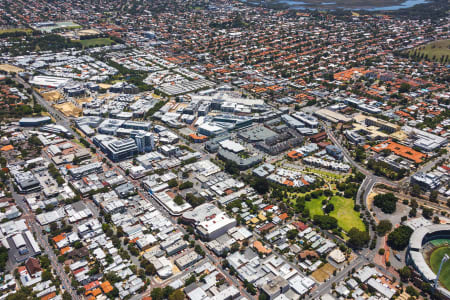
[0,0,448,299]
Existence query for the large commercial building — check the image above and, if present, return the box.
[292,112,319,128]
[281,114,305,129]
[29,75,70,88]
[238,126,278,143]
[8,230,41,262]
[402,126,448,152]
[12,171,41,193]
[135,132,154,153]
[261,276,289,300]
[217,148,263,170]
[40,124,72,137]
[197,114,253,136]
[106,139,138,162]
[19,116,51,127]
[314,108,352,124]
[354,114,400,134]
[372,140,426,164]
[325,145,343,160]
[175,252,202,270]
[345,130,366,144]
[122,120,152,131]
[94,136,138,162]
[97,119,125,135]
[182,203,237,241]
[410,172,442,190]
[68,162,103,179]
[197,123,226,137]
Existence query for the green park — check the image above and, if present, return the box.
[429,246,450,291]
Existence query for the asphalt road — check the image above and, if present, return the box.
[20,92,362,299]
[15,75,447,299]
[20,82,252,298]
[10,182,79,300]
[15,76,79,138]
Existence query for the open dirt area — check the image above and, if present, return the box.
[97,93,114,100]
[170,102,188,112]
[0,64,24,73]
[78,29,101,36]
[41,90,62,102]
[98,83,112,90]
[367,192,377,210]
[311,263,336,282]
[75,97,93,105]
[54,102,82,117]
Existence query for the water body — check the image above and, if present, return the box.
[247,0,428,10]
[360,0,428,10]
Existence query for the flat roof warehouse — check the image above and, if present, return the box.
[29,75,71,88]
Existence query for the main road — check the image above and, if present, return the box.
[10,182,79,300]
[15,75,78,137]
[310,246,396,299]
[323,122,448,207]
[17,75,445,300]
[15,75,254,299]
[12,76,81,298]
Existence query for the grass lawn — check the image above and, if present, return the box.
[304,168,348,181]
[287,191,310,204]
[305,195,327,217]
[408,39,450,62]
[62,25,82,30]
[429,246,450,291]
[0,28,33,34]
[72,138,86,147]
[329,196,365,232]
[78,37,115,48]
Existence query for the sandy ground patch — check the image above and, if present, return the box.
[54,102,82,117]
[75,97,93,105]
[170,102,188,112]
[78,29,101,36]
[98,83,112,89]
[311,263,336,282]
[41,90,62,102]
[97,93,115,100]
[0,64,24,73]
[367,192,377,210]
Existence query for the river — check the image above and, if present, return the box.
[244,0,429,11]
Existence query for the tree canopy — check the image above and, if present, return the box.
[373,193,397,214]
[376,220,393,236]
[387,225,413,250]
[347,228,370,249]
[150,288,164,300]
[251,176,270,194]
[169,289,185,300]
[0,246,8,272]
[313,215,338,230]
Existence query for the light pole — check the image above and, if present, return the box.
[434,254,449,289]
